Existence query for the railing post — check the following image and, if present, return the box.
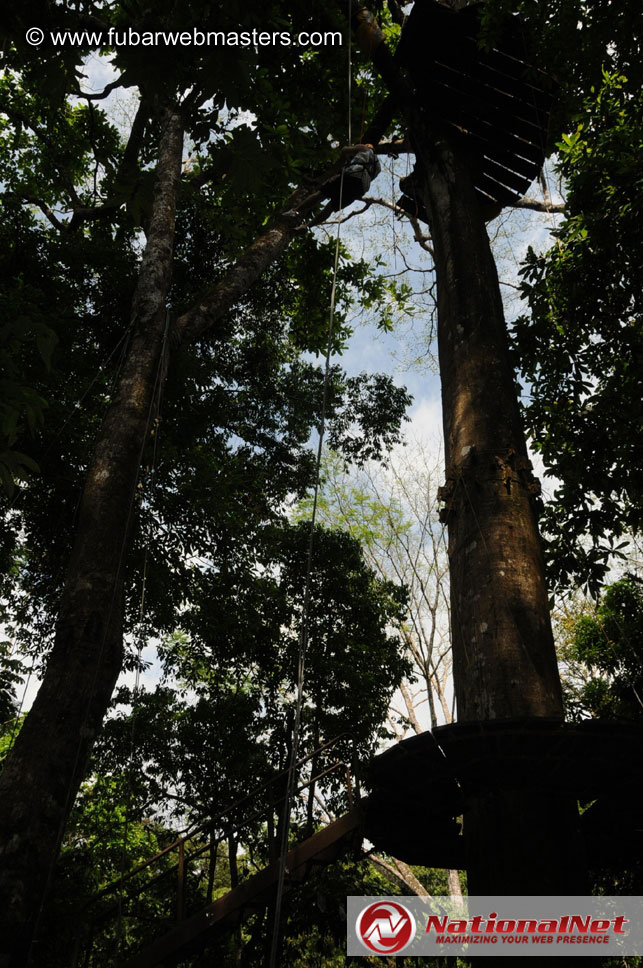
[267,784,276,864]
[345,766,354,810]
[177,840,186,922]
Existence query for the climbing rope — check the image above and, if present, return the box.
[268,166,346,968]
[268,7,353,963]
[113,309,171,966]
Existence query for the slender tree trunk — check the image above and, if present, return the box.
[411,117,586,894]
[0,106,184,967]
[446,868,462,900]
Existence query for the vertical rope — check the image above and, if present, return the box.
[268,20,353,958]
[268,173,345,968]
[112,309,170,966]
[348,0,352,146]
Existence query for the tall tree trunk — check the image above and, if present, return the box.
[414,123,562,722]
[0,106,184,968]
[411,117,586,894]
[0,97,391,961]
[0,73,393,962]
[348,0,586,896]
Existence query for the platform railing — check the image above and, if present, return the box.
[77,734,355,963]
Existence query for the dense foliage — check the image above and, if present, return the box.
[11,521,411,964]
[0,0,412,658]
[514,74,643,591]
[0,0,420,962]
[561,576,643,722]
[2,0,643,961]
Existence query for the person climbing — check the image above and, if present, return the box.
[313,143,381,223]
[280,143,381,226]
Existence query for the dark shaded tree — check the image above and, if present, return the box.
[0,1,407,958]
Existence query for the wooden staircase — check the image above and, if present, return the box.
[122,809,362,968]
[78,738,360,966]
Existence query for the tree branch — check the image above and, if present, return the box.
[400,680,423,735]
[369,854,432,898]
[74,77,126,101]
[364,195,434,254]
[175,100,395,344]
[19,196,67,233]
[510,196,565,214]
[69,96,150,230]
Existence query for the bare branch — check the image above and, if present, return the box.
[510,196,565,214]
[400,681,423,735]
[375,137,411,155]
[363,195,434,255]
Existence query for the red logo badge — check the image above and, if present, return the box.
[356,901,416,954]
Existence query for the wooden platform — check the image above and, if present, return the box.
[364,730,465,868]
[434,718,643,800]
[364,719,643,870]
[395,0,557,214]
[95,721,643,964]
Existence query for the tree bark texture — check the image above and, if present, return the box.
[0,106,184,967]
[412,118,586,895]
[412,119,563,723]
[350,0,585,904]
[176,204,307,343]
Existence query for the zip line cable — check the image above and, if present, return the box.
[269,9,353,961]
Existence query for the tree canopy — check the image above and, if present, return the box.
[514,72,643,592]
[2,0,643,960]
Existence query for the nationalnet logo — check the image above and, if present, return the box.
[355,901,416,954]
[425,911,628,947]
[347,896,642,957]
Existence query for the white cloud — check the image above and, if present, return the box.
[407,394,443,448]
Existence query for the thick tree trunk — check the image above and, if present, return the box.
[0,62,395,963]
[0,106,184,967]
[411,118,586,894]
[412,121,562,721]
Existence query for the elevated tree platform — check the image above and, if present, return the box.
[81,721,643,965]
[394,0,556,216]
[364,730,465,868]
[364,719,643,872]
